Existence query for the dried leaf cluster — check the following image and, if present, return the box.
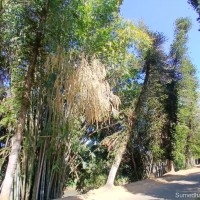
[45,52,121,124]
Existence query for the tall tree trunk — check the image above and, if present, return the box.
[0,6,47,198]
[106,116,136,186]
[185,135,191,169]
[106,62,150,186]
[0,110,26,199]
[0,66,36,199]
[106,135,129,186]
[185,121,192,169]
[167,160,175,172]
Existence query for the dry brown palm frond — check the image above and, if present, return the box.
[100,131,129,151]
[100,131,121,150]
[45,52,121,124]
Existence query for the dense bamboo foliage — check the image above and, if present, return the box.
[0,1,200,199]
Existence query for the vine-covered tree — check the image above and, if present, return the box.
[174,58,199,169]
[164,18,192,171]
[130,31,168,179]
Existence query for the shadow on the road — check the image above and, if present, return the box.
[59,167,200,200]
[123,171,200,200]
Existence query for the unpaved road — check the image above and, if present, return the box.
[59,165,200,200]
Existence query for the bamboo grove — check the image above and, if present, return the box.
[0,1,200,199]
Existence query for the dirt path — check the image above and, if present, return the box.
[59,165,200,200]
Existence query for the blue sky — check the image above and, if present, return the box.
[120,0,200,79]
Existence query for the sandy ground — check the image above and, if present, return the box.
[57,165,200,200]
